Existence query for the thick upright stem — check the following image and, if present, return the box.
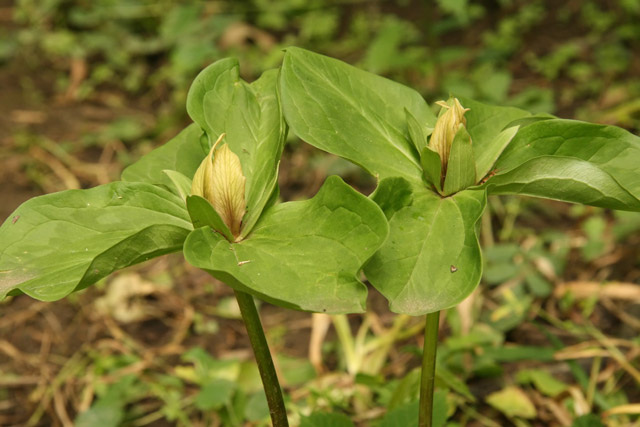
[234,290,288,426]
[419,311,440,427]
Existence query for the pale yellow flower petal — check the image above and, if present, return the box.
[190,134,246,239]
[430,98,469,174]
[209,143,246,238]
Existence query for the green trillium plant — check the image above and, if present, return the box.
[2,47,640,426]
[0,58,388,426]
[279,47,640,426]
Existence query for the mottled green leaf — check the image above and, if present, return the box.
[489,119,640,211]
[0,183,192,301]
[280,47,434,186]
[366,181,486,315]
[184,176,388,313]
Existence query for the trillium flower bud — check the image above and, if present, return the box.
[191,134,246,239]
[430,98,470,174]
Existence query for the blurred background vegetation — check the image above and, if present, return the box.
[1,0,639,425]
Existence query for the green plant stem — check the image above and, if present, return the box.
[233,290,288,427]
[419,311,440,427]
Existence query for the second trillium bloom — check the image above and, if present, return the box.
[191,134,246,240]
[421,98,476,197]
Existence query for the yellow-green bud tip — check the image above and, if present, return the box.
[191,134,246,239]
[430,98,470,173]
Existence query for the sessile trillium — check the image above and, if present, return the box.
[419,98,476,197]
[190,133,247,241]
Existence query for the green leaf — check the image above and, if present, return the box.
[299,412,354,427]
[406,107,432,153]
[367,181,486,315]
[420,147,442,193]
[280,46,435,186]
[121,124,205,190]
[184,176,388,313]
[489,156,640,210]
[162,170,192,200]
[489,119,640,211]
[456,98,529,180]
[0,182,192,301]
[460,97,530,156]
[442,125,476,196]
[370,177,414,219]
[474,125,519,181]
[187,61,287,237]
[486,386,536,419]
[186,57,239,141]
[186,195,234,242]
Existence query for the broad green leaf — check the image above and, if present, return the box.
[183,176,388,313]
[458,98,529,180]
[460,97,530,153]
[121,124,205,189]
[420,147,442,193]
[474,125,519,181]
[405,107,431,153]
[489,119,640,211]
[186,57,238,141]
[505,112,555,130]
[163,170,192,200]
[186,195,234,242]
[370,177,414,219]
[489,156,640,210]
[0,182,192,301]
[366,180,486,315]
[442,125,476,196]
[187,62,286,238]
[280,47,435,185]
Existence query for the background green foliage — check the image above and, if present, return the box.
[1,0,639,425]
